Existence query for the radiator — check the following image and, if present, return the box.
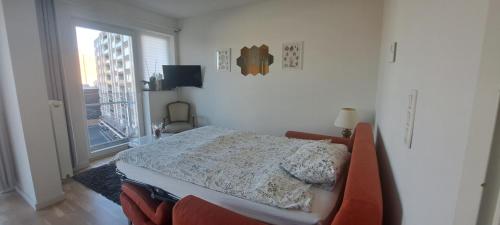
[48,100,73,179]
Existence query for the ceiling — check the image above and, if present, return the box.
[119,0,266,19]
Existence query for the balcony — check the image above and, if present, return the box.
[84,88,136,153]
[87,120,128,152]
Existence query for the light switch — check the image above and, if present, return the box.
[389,42,398,63]
[404,89,417,148]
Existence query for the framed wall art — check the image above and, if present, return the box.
[216,48,231,72]
[282,41,303,70]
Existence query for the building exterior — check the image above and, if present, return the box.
[94,32,138,138]
[83,87,101,121]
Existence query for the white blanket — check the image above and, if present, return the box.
[114,126,318,211]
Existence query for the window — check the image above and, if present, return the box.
[116,48,122,56]
[141,34,171,80]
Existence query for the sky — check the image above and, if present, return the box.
[75,26,100,87]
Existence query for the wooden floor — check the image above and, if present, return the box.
[0,159,128,225]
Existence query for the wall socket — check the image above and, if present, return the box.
[404,89,418,149]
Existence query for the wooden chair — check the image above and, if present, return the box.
[163,101,195,133]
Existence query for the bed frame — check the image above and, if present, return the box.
[117,170,180,203]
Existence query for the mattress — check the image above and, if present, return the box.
[117,161,345,225]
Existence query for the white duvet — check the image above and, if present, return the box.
[113,126,320,211]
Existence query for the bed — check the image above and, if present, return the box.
[173,123,382,225]
[115,127,354,225]
[116,161,345,225]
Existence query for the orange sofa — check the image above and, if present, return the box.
[172,123,383,225]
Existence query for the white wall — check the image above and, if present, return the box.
[476,108,500,225]
[143,91,178,135]
[0,0,64,209]
[54,0,178,169]
[454,0,500,224]
[0,0,35,202]
[178,0,383,136]
[375,0,491,224]
[55,0,178,34]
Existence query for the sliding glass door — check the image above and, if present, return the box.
[75,26,139,156]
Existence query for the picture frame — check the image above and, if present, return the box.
[216,48,231,72]
[282,41,304,70]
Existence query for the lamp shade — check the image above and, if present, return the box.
[334,108,358,129]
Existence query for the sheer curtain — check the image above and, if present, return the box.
[0,96,15,193]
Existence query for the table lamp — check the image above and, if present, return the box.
[335,108,359,138]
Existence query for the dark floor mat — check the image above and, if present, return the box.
[73,163,121,205]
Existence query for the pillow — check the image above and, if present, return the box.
[280,142,350,186]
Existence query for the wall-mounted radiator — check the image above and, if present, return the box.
[48,100,73,179]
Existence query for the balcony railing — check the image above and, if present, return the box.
[84,99,137,153]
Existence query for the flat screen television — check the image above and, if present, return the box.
[162,65,202,89]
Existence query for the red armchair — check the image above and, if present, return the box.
[120,182,174,225]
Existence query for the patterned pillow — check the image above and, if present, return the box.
[280,142,350,186]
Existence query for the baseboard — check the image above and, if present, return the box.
[0,187,14,194]
[75,161,90,171]
[15,186,65,210]
[15,186,36,209]
[34,193,65,210]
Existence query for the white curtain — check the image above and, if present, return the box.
[37,0,64,101]
[36,0,81,168]
[0,96,15,193]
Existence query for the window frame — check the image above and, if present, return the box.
[69,20,177,160]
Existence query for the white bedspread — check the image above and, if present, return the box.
[114,126,322,211]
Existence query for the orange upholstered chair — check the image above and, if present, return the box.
[120,182,174,225]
